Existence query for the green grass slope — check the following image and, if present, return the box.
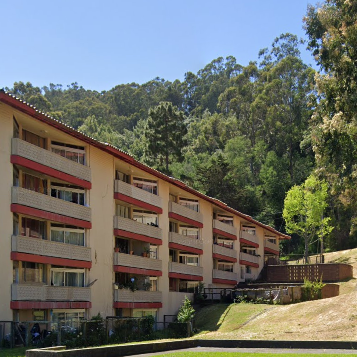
[194,248,357,341]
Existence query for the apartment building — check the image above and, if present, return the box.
[0,90,290,326]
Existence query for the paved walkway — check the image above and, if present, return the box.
[130,346,357,356]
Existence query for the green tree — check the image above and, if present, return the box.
[144,102,187,174]
[283,175,333,263]
[304,0,357,246]
[177,296,195,322]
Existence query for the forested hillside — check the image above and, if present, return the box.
[5,6,357,257]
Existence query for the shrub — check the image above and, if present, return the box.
[302,278,325,301]
[177,296,195,322]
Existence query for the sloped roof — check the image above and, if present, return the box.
[0,89,290,239]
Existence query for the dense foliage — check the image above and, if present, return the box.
[304,0,357,250]
[6,3,357,255]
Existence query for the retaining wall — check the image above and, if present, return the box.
[266,263,352,283]
[26,339,357,357]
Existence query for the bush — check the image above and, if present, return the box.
[234,293,271,304]
[177,296,195,322]
[167,322,187,338]
[141,315,155,337]
[302,278,325,301]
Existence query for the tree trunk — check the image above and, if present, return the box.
[304,236,309,264]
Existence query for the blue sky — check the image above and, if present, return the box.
[1,0,319,92]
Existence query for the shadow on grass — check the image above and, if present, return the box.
[194,304,231,333]
[0,346,28,357]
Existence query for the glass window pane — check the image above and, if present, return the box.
[78,153,85,165]
[51,230,65,243]
[52,272,64,286]
[78,193,85,206]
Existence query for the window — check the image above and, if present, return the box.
[51,141,85,165]
[169,194,177,203]
[22,173,47,194]
[132,310,157,319]
[51,183,85,205]
[169,249,177,262]
[179,281,198,293]
[51,224,85,246]
[245,266,252,274]
[217,215,234,226]
[147,277,158,292]
[115,238,129,253]
[265,236,277,244]
[217,262,233,272]
[52,310,85,330]
[22,129,46,149]
[179,225,199,239]
[13,167,19,187]
[179,198,199,212]
[115,170,129,183]
[150,245,158,259]
[22,262,45,283]
[116,204,129,218]
[169,221,178,233]
[242,247,256,255]
[13,261,19,283]
[242,226,256,235]
[13,214,19,236]
[21,217,46,239]
[169,277,177,291]
[215,237,233,249]
[179,253,199,266]
[33,310,46,321]
[133,210,158,226]
[51,268,85,287]
[133,177,158,195]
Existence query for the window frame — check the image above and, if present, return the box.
[133,177,158,195]
[178,198,199,212]
[50,225,85,246]
[51,142,86,165]
[51,184,86,205]
[51,268,85,287]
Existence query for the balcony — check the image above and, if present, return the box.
[264,240,279,255]
[11,138,91,186]
[11,284,91,302]
[168,202,203,227]
[168,262,203,279]
[239,230,259,247]
[213,220,237,239]
[11,187,91,226]
[212,269,237,282]
[114,216,162,244]
[114,180,163,213]
[12,235,91,262]
[213,244,237,261]
[240,252,259,266]
[114,252,162,272]
[114,289,162,303]
[169,232,203,253]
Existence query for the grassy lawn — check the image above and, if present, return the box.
[155,353,346,357]
[0,347,27,357]
[194,303,270,336]
[0,350,349,357]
